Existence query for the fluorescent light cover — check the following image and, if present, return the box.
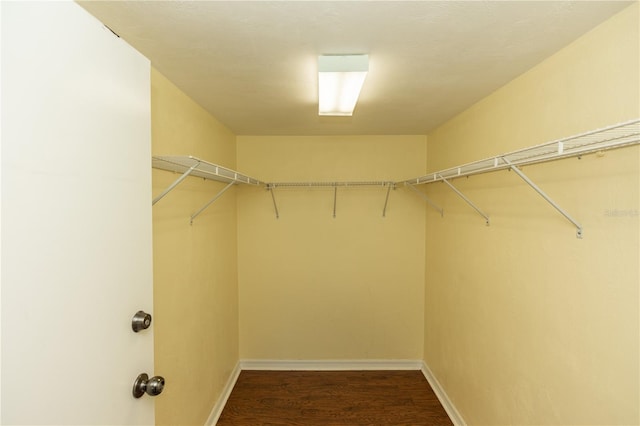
[318,54,368,116]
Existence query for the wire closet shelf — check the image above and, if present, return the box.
[151,119,639,234]
[401,118,640,239]
[402,119,640,185]
[265,181,396,219]
[152,155,264,223]
[152,155,263,187]
[267,181,394,188]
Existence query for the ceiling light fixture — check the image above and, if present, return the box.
[318,54,368,116]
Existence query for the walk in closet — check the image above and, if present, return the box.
[3,1,638,426]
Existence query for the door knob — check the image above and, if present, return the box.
[132,373,165,398]
[131,310,152,332]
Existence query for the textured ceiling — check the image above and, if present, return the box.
[80,1,631,135]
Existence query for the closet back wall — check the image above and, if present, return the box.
[237,136,427,361]
[151,69,239,426]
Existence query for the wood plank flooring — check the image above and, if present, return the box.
[217,370,453,425]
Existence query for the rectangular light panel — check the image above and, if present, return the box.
[318,54,368,116]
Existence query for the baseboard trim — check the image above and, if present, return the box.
[240,359,424,371]
[420,361,466,426]
[205,361,242,426]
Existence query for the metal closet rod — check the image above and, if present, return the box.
[402,118,639,238]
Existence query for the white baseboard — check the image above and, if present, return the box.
[205,361,242,426]
[421,361,466,426]
[240,359,424,371]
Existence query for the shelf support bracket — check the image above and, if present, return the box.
[190,182,235,225]
[502,157,583,238]
[152,161,200,206]
[382,183,393,218]
[333,185,338,218]
[268,185,280,219]
[405,183,443,217]
[439,175,490,225]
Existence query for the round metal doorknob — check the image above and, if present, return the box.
[132,373,165,398]
[131,311,152,332]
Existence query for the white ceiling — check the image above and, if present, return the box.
[79,1,631,136]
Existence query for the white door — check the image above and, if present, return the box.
[1,1,155,424]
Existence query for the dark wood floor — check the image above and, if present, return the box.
[217,370,454,425]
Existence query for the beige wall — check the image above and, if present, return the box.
[423,4,639,425]
[237,135,427,360]
[151,69,239,425]
[149,3,638,423]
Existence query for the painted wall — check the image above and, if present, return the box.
[423,3,639,425]
[151,69,239,425]
[237,135,427,360]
